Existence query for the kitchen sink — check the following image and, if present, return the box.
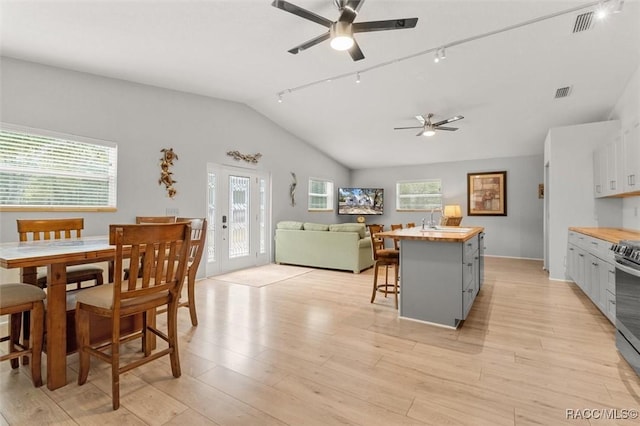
[428,227,473,233]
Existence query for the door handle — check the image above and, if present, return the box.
[222,225,227,229]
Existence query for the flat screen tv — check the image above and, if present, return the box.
[338,187,384,215]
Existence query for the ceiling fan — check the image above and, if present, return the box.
[271,0,418,61]
[394,114,464,137]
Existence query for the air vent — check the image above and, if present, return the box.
[555,86,572,99]
[573,11,594,33]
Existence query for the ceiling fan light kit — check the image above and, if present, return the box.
[329,21,354,51]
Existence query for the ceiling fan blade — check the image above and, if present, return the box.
[416,130,425,137]
[348,39,365,61]
[415,115,425,124]
[287,31,330,54]
[394,126,423,130]
[432,115,464,127]
[352,18,418,33]
[271,0,333,28]
[434,126,458,131]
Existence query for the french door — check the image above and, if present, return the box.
[205,164,271,276]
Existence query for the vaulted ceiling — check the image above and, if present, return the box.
[1,0,639,169]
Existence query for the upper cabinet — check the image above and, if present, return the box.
[594,120,640,198]
[622,121,640,193]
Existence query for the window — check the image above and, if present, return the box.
[0,124,117,211]
[308,178,334,211]
[396,179,443,211]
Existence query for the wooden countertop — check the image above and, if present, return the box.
[377,226,484,243]
[569,227,640,244]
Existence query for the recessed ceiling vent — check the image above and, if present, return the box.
[573,11,594,33]
[555,86,572,99]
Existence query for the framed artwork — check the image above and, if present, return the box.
[467,171,507,216]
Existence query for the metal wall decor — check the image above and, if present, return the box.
[289,172,297,206]
[227,150,262,164]
[159,148,178,198]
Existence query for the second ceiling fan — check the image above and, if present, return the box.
[394,114,465,137]
[272,0,418,61]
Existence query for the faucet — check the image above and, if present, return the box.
[427,209,437,229]
[421,217,425,230]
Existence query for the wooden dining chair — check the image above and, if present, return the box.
[0,283,46,387]
[75,222,192,410]
[123,216,177,280]
[17,218,104,291]
[175,217,207,326]
[406,222,416,228]
[135,216,176,224]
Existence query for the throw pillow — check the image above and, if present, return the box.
[329,223,366,239]
[303,222,330,231]
[277,221,304,230]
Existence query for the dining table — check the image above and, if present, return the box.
[0,235,116,390]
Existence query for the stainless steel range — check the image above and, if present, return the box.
[611,240,640,375]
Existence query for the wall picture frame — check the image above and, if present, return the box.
[467,171,507,216]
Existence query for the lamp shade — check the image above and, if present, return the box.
[443,204,462,218]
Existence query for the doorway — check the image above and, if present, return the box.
[205,164,271,276]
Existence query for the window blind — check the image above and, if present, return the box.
[0,124,117,209]
[308,178,334,211]
[396,179,443,211]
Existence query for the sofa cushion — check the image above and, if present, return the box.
[303,222,330,231]
[358,236,372,248]
[277,221,304,230]
[329,223,366,239]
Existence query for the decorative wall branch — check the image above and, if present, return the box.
[159,148,178,198]
[227,150,262,164]
[289,172,297,207]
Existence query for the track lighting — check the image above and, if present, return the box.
[434,47,446,63]
[274,2,607,103]
[596,0,624,19]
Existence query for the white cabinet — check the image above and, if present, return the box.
[622,121,640,193]
[596,133,625,197]
[566,230,615,324]
[594,121,640,198]
[593,145,606,197]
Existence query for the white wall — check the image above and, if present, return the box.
[545,120,622,281]
[0,57,350,271]
[352,155,544,260]
[609,64,640,230]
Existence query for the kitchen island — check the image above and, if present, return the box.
[377,226,485,328]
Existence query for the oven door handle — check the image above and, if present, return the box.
[615,260,640,278]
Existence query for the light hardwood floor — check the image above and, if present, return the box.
[2,257,640,425]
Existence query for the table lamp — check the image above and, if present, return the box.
[441,204,463,226]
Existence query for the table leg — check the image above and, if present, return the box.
[20,267,38,365]
[46,263,68,390]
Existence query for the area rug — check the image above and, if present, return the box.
[211,263,313,287]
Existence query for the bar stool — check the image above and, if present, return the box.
[0,283,46,387]
[368,225,400,309]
